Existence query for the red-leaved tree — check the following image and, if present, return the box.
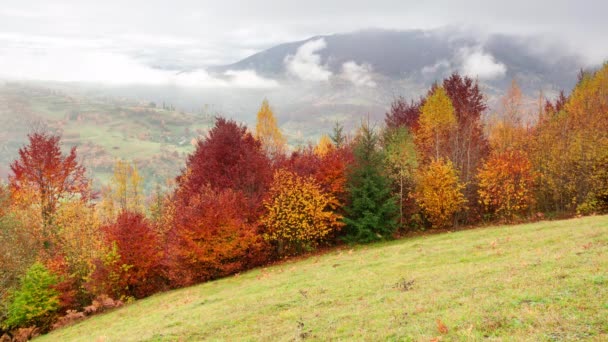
[9,132,91,232]
[166,117,272,287]
[92,211,164,299]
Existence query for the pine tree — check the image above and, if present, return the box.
[343,121,398,243]
[330,121,346,148]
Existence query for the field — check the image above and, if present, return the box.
[0,83,214,191]
[39,216,608,341]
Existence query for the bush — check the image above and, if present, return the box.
[261,169,343,255]
[3,263,60,331]
[416,159,467,228]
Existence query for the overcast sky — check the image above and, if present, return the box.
[0,0,606,84]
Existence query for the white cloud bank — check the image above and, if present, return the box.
[457,46,507,80]
[0,46,278,88]
[284,38,332,81]
[341,61,376,87]
[421,46,507,80]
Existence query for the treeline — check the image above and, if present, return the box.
[1,64,607,338]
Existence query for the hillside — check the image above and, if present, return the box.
[39,216,608,341]
[0,82,214,191]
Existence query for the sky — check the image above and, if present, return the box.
[0,0,606,85]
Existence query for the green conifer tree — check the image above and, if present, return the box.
[343,121,398,243]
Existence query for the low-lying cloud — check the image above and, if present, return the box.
[458,46,507,80]
[0,45,278,88]
[341,61,376,87]
[421,45,507,80]
[284,38,332,81]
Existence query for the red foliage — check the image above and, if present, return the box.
[9,132,91,225]
[100,212,164,298]
[315,147,354,205]
[166,188,269,287]
[384,96,423,131]
[280,145,353,206]
[176,117,272,214]
[442,73,490,221]
[280,146,321,177]
[45,255,78,311]
[544,90,568,116]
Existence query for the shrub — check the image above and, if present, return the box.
[416,159,467,228]
[3,263,60,331]
[261,169,343,255]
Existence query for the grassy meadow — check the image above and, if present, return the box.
[38,216,608,341]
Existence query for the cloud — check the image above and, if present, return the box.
[341,61,376,87]
[284,38,332,81]
[420,46,507,80]
[457,46,507,80]
[421,59,451,75]
[0,45,278,88]
[224,69,279,88]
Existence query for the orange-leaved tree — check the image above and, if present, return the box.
[477,150,535,221]
[166,187,268,287]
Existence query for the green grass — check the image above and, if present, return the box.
[38,216,608,341]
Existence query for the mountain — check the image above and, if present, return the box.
[214,29,585,94]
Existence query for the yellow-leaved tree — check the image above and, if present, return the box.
[261,169,343,255]
[255,99,286,160]
[314,134,334,157]
[416,158,467,228]
[417,87,457,161]
[99,160,144,222]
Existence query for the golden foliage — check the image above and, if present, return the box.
[314,134,334,157]
[255,99,286,159]
[99,160,144,222]
[261,169,343,254]
[417,87,457,161]
[415,159,467,228]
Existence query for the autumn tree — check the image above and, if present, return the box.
[536,64,608,214]
[383,126,418,227]
[255,99,286,160]
[314,134,333,157]
[167,117,271,287]
[490,79,528,153]
[343,121,398,242]
[97,212,164,298]
[3,262,60,331]
[416,159,467,228]
[9,132,91,237]
[0,192,40,321]
[177,117,271,207]
[443,74,489,181]
[477,150,535,221]
[416,87,457,161]
[52,200,104,305]
[385,96,423,131]
[99,160,144,221]
[166,188,268,287]
[544,90,568,118]
[282,143,353,212]
[261,170,343,255]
